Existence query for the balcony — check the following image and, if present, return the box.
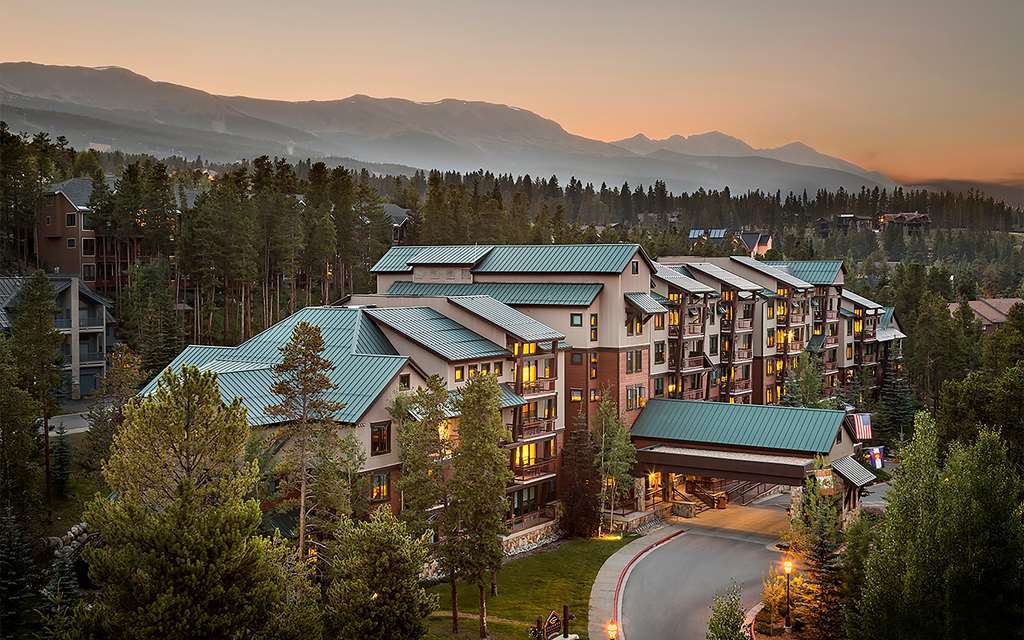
[512,458,556,483]
[783,340,804,352]
[669,324,681,337]
[685,323,704,336]
[857,328,877,341]
[80,315,104,329]
[80,350,105,364]
[728,379,753,393]
[507,502,558,533]
[825,335,839,347]
[55,317,71,330]
[730,348,753,361]
[733,318,754,331]
[789,312,807,324]
[518,418,556,440]
[520,378,556,396]
[824,309,838,320]
[681,388,705,400]
[858,353,878,365]
[824,362,839,374]
[681,356,705,371]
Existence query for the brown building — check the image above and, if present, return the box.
[949,298,1023,334]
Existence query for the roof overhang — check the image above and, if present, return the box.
[635,445,814,486]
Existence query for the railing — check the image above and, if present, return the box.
[520,378,556,395]
[681,356,705,370]
[824,362,839,374]
[669,325,680,337]
[825,309,838,320]
[518,418,556,440]
[789,312,807,324]
[858,353,878,364]
[685,323,704,335]
[55,317,71,329]
[507,502,557,533]
[80,315,104,328]
[732,348,753,360]
[512,458,556,482]
[857,328,877,340]
[825,335,839,346]
[734,318,754,330]
[729,378,753,392]
[80,350,105,363]
[681,389,705,400]
[784,340,804,352]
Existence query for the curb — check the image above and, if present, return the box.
[611,528,687,640]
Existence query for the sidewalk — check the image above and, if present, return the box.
[587,523,684,640]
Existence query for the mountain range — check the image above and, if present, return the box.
[0,61,928,195]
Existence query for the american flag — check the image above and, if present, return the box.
[852,413,873,440]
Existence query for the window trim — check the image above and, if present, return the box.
[65,213,77,227]
[370,420,392,456]
[66,238,76,249]
[370,472,391,502]
[570,313,583,327]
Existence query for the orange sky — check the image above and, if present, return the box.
[3,0,1021,183]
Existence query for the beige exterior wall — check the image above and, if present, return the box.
[356,363,425,473]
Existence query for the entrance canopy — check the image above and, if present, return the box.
[631,399,858,486]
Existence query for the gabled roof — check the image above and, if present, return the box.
[372,243,651,275]
[832,455,875,487]
[386,280,602,306]
[842,289,883,311]
[46,176,117,210]
[446,295,564,342]
[876,307,907,342]
[141,307,410,426]
[0,275,113,330]
[631,398,849,454]
[763,260,845,286]
[651,261,716,294]
[683,262,762,292]
[383,203,410,225]
[364,306,509,362]
[730,256,813,290]
[411,383,527,420]
[625,292,668,315]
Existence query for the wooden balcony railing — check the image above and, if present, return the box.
[682,356,705,370]
[728,378,753,392]
[685,323,704,335]
[857,328,876,340]
[789,312,807,324]
[512,458,557,482]
[732,348,753,360]
[734,318,754,330]
[507,502,558,533]
[825,309,838,320]
[518,418,556,440]
[825,335,839,346]
[784,340,804,352]
[669,325,680,337]
[520,378,556,395]
[681,389,705,400]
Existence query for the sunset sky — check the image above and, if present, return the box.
[3,0,1021,183]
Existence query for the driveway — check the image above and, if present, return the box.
[45,412,91,436]
[617,494,790,640]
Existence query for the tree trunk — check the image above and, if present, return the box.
[42,410,51,506]
[478,580,487,639]
[490,569,498,597]
[450,570,459,633]
[297,428,307,557]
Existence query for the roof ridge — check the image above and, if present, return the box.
[650,397,845,414]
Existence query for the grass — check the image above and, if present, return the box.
[428,535,634,640]
[45,431,103,537]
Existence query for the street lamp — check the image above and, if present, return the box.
[606,619,618,639]
[783,559,794,630]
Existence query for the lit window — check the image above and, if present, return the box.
[481,363,490,375]
[570,313,583,327]
[454,366,464,381]
[371,473,390,502]
[493,361,503,376]
[590,388,600,402]
[570,388,583,402]
[468,364,478,378]
[399,374,410,390]
[590,314,599,341]
[370,421,391,456]
[654,313,665,330]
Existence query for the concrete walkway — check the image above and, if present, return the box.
[46,412,91,436]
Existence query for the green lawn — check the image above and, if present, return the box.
[429,536,633,640]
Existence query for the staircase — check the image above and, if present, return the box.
[724,480,776,505]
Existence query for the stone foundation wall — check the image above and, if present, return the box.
[501,519,562,556]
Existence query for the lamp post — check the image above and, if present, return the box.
[606,619,618,639]
[783,558,794,630]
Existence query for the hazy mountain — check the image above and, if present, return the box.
[612,132,892,185]
[0,62,896,194]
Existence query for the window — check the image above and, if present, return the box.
[399,374,410,390]
[767,302,775,319]
[65,213,77,227]
[45,215,51,225]
[481,363,490,375]
[654,341,666,364]
[81,238,95,256]
[493,361,503,376]
[370,421,391,456]
[570,313,583,327]
[468,364,479,378]
[631,260,639,275]
[515,442,537,467]
[66,238,76,249]
[454,366,464,381]
[590,388,600,402]
[709,336,719,356]
[654,313,665,330]
[626,384,646,410]
[82,264,96,282]
[571,352,583,365]
[767,328,776,348]
[371,472,390,502]
[846,319,854,333]
[654,376,665,396]
[570,388,583,402]
[626,315,643,336]
[846,345,853,359]
[590,314,599,342]
[589,353,598,379]
[626,349,643,374]
[766,386,775,403]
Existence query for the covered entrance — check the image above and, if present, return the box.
[629,399,873,519]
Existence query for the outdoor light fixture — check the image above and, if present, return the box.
[606,619,618,639]
[783,558,794,630]
[783,559,793,575]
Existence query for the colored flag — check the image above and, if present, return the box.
[852,413,873,440]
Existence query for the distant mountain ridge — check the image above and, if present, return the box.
[0,61,900,195]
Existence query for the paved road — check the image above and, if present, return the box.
[618,495,789,640]
[45,412,90,435]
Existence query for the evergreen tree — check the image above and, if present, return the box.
[789,470,843,639]
[594,393,636,531]
[323,509,437,640]
[559,412,602,538]
[84,344,145,473]
[875,363,914,443]
[448,375,512,639]
[395,375,449,540]
[0,334,41,516]
[705,582,747,640]
[52,422,72,497]
[266,321,345,557]
[0,502,38,634]
[780,352,826,407]
[841,512,880,638]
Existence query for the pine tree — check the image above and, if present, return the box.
[559,412,602,538]
[84,344,145,473]
[52,422,72,497]
[266,321,345,557]
[323,509,437,640]
[0,502,38,634]
[395,375,449,540]
[448,375,512,639]
[594,393,636,532]
[789,471,843,639]
[0,334,41,515]
[875,363,914,443]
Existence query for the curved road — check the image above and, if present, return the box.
[618,495,789,640]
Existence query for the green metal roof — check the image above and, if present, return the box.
[625,292,668,315]
[684,262,762,291]
[650,290,670,305]
[652,262,716,294]
[832,455,875,487]
[447,295,564,342]
[806,334,826,353]
[730,256,813,290]
[842,289,883,310]
[141,307,409,426]
[473,244,643,273]
[406,245,493,266]
[371,245,426,273]
[364,306,510,361]
[763,260,845,286]
[876,307,906,342]
[631,398,847,454]
[386,280,602,306]
[879,307,895,329]
[411,382,527,420]
[840,308,855,319]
